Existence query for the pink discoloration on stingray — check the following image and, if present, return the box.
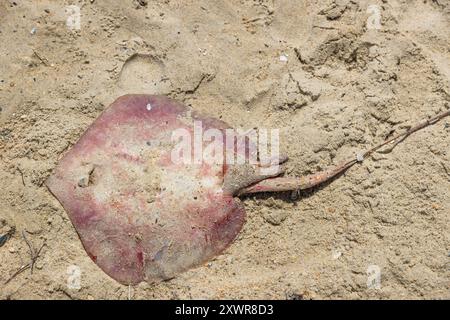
[46,95,246,284]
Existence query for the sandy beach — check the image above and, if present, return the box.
[0,0,449,299]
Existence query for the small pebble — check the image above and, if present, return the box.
[0,234,8,247]
[146,103,152,111]
[331,250,342,260]
[356,153,364,162]
[279,54,288,62]
[30,27,37,35]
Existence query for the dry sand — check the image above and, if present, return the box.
[0,0,449,299]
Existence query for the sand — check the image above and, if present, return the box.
[0,0,449,299]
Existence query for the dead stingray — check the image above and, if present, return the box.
[46,95,449,284]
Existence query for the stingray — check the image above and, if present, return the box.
[46,95,449,284]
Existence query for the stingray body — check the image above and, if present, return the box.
[46,95,270,284]
[47,94,449,284]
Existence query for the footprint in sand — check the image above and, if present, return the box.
[116,53,172,96]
